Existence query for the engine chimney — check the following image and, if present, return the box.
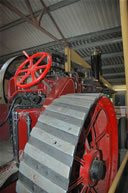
[90,49,101,80]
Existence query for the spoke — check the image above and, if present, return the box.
[86,106,102,150]
[81,185,88,193]
[91,126,97,148]
[90,186,98,193]
[23,50,29,58]
[69,177,84,192]
[19,69,29,74]
[96,129,106,143]
[29,58,33,68]
[85,138,91,153]
[86,186,91,193]
[86,107,101,137]
[31,71,35,81]
[35,55,46,67]
[81,130,87,142]
[74,156,85,166]
[35,64,48,70]
[18,71,30,84]
[80,131,91,154]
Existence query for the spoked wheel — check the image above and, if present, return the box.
[69,95,118,193]
[16,93,118,193]
[14,51,52,88]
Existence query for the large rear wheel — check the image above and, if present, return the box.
[16,93,118,193]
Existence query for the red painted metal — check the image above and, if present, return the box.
[17,76,75,151]
[0,105,9,141]
[0,52,118,193]
[69,96,118,193]
[7,71,75,152]
[43,77,75,108]
[17,108,41,150]
[14,52,52,88]
[0,182,16,193]
[8,76,45,102]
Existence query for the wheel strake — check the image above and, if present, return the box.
[16,93,118,193]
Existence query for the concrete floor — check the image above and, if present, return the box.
[0,140,13,167]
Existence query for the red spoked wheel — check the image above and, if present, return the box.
[68,96,118,193]
[14,51,52,88]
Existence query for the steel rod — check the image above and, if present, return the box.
[37,7,46,25]
[25,0,36,22]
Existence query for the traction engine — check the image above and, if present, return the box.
[0,52,118,193]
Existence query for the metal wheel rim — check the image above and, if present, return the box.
[68,96,118,193]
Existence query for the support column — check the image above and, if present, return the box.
[65,47,71,72]
[120,0,128,106]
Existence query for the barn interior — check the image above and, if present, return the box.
[0,0,128,193]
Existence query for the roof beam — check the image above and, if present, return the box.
[112,85,126,91]
[0,26,122,58]
[25,0,36,23]
[40,0,68,45]
[108,78,125,82]
[84,51,123,61]
[103,72,125,77]
[0,27,123,63]
[67,26,121,42]
[73,37,122,50]
[70,48,91,69]
[0,0,80,32]
[101,51,123,59]
[102,64,124,70]
[99,76,113,89]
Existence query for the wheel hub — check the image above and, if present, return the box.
[90,159,106,181]
[80,149,106,186]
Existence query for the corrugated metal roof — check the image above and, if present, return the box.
[0,0,63,27]
[52,0,120,37]
[0,0,125,85]
[0,0,121,56]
